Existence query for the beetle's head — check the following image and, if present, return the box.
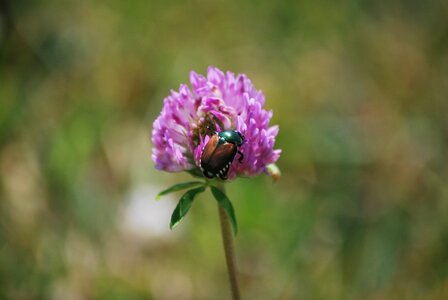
[236,131,245,146]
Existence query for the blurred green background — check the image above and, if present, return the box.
[1,0,448,299]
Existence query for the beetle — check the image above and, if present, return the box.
[200,130,245,180]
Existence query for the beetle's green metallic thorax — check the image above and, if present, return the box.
[219,130,244,146]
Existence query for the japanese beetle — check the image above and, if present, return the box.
[200,130,244,180]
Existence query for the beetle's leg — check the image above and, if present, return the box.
[237,150,244,163]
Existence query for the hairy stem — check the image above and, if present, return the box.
[217,183,241,300]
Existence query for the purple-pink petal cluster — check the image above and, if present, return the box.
[152,66,281,180]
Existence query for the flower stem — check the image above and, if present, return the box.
[217,183,241,300]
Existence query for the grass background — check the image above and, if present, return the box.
[1,0,447,299]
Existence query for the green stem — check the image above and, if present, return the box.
[217,183,241,300]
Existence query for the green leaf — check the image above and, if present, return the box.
[156,181,204,200]
[170,186,206,230]
[210,186,238,235]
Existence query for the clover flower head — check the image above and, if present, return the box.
[152,66,281,180]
